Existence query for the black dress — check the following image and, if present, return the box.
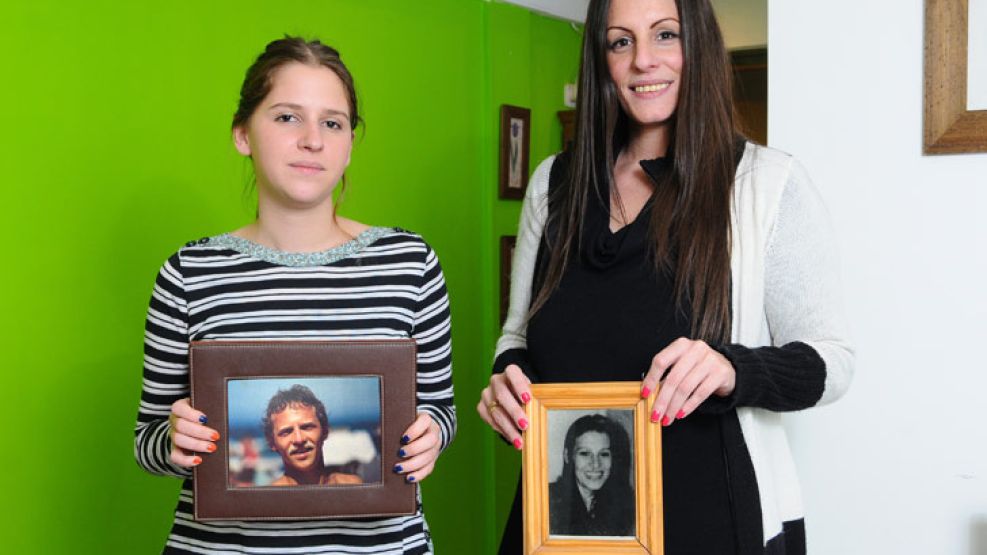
[495,154,748,555]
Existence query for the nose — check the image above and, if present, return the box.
[298,121,324,152]
[291,429,305,444]
[633,42,657,72]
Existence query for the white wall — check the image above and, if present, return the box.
[770,1,987,554]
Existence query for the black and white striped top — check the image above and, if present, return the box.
[134,227,456,554]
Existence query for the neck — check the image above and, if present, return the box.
[623,121,672,162]
[284,457,327,485]
[244,197,354,252]
[576,483,595,511]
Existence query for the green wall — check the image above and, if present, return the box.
[0,1,579,552]
[485,3,583,543]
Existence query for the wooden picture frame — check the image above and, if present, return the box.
[189,340,418,521]
[500,104,531,199]
[500,235,517,325]
[523,382,663,555]
[924,0,987,154]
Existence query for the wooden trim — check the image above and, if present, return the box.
[924,0,987,154]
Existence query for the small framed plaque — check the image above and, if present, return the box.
[499,104,531,199]
[523,382,663,554]
[189,340,417,521]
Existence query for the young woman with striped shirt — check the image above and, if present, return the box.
[134,37,455,554]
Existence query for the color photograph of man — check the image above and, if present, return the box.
[262,384,363,486]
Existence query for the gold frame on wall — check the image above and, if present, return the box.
[924,0,987,154]
[522,382,663,555]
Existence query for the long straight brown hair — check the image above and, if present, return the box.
[531,0,739,344]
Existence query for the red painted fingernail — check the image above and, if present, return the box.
[206,443,216,453]
[521,392,531,404]
[518,418,528,430]
[192,456,202,466]
[211,432,220,441]
[676,410,686,419]
[513,438,522,450]
[650,410,660,423]
[661,415,672,426]
[641,387,651,398]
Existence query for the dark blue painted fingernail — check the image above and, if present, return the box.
[398,448,407,458]
[198,415,208,424]
[401,435,411,444]
[393,464,403,473]
[406,475,416,483]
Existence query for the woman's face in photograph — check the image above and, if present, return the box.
[571,431,612,492]
[605,0,683,128]
[234,62,353,209]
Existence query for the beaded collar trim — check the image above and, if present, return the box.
[209,226,392,267]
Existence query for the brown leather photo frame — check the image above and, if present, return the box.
[189,340,418,521]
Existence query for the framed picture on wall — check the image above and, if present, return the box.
[500,235,517,324]
[189,340,418,520]
[499,104,531,199]
[924,0,987,153]
[522,382,663,555]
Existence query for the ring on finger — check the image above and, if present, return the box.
[487,400,500,412]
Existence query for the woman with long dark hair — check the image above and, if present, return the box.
[134,37,455,553]
[477,0,853,553]
[549,414,634,537]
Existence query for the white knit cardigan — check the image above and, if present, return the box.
[496,142,854,546]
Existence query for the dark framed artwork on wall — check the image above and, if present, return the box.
[189,340,418,521]
[500,104,531,199]
[522,382,663,554]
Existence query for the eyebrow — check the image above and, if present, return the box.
[267,102,350,121]
[607,17,679,33]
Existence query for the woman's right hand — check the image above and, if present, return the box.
[169,398,220,467]
[477,364,532,450]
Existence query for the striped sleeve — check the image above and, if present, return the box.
[411,243,456,452]
[134,252,192,478]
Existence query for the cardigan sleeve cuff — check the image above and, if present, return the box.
[492,348,539,383]
[699,341,826,414]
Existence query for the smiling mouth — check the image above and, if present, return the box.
[583,471,605,480]
[631,83,670,93]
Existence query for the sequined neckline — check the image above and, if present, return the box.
[210,226,392,267]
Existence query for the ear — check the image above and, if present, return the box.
[233,125,252,156]
[563,448,570,465]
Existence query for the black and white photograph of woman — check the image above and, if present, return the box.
[548,411,635,538]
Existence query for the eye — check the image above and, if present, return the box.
[600,450,611,459]
[657,30,679,42]
[277,428,291,437]
[608,36,632,52]
[323,119,343,130]
[274,113,298,123]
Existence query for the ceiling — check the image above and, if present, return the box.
[498,0,590,22]
[497,0,767,49]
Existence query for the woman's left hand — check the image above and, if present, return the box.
[641,338,736,426]
[394,413,441,483]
